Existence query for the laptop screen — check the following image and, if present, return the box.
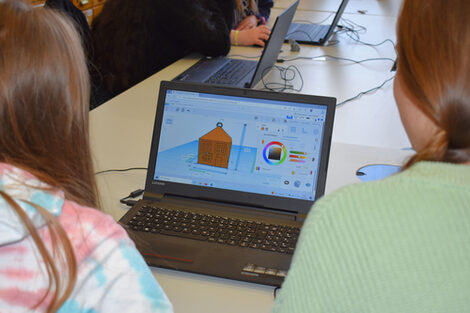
[152,87,329,204]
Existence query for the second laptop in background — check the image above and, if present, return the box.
[172,0,299,88]
[285,0,349,45]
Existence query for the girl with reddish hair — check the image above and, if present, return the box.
[273,0,470,312]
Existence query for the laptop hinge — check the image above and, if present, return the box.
[143,191,164,201]
[141,193,301,223]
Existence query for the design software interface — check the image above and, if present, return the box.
[154,90,327,201]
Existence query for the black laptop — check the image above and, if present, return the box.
[119,80,336,286]
[285,0,349,45]
[172,0,299,88]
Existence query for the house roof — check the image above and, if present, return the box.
[200,123,231,142]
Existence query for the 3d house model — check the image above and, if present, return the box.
[198,122,232,168]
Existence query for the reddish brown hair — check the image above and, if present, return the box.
[397,0,470,167]
[0,0,99,311]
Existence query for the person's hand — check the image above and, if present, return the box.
[236,15,258,30]
[237,25,271,46]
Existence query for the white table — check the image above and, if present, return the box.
[90,66,412,313]
[264,8,408,149]
[90,5,411,312]
[274,0,402,17]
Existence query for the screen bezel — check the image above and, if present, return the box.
[145,81,336,214]
[249,0,299,87]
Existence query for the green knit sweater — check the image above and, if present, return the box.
[272,161,470,313]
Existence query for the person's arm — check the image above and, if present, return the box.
[60,204,173,312]
[231,26,270,46]
[236,15,259,30]
[234,0,273,32]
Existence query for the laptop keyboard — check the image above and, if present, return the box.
[288,23,328,41]
[125,205,300,254]
[204,59,256,85]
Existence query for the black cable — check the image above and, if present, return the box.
[120,188,145,207]
[346,32,397,51]
[339,18,397,52]
[261,65,304,92]
[340,18,367,34]
[278,55,396,64]
[94,167,147,175]
[321,17,366,46]
[274,286,281,299]
[269,58,394,106]
[336,76,395,106]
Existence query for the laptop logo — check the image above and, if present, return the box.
[153,181,166,185]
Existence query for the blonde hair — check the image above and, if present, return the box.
[397,0,470,168]
[0,0,99,311]
[235,0,258,14]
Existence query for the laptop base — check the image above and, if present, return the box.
[120,198,300,286]
[284,0,350,45]
[285,23,329,45]
[172,0,300,88]
[173,57,256,88]
[120,80,336,287]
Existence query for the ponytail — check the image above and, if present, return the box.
[403,129,448,169]
[403,94,470,169]
[440,93,470,163]
[397,0,470,168]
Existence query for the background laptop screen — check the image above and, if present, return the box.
[153,89,328,201]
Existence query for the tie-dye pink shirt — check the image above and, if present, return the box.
[0,163,173,313]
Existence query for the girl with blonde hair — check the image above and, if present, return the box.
[231,0,273,46]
